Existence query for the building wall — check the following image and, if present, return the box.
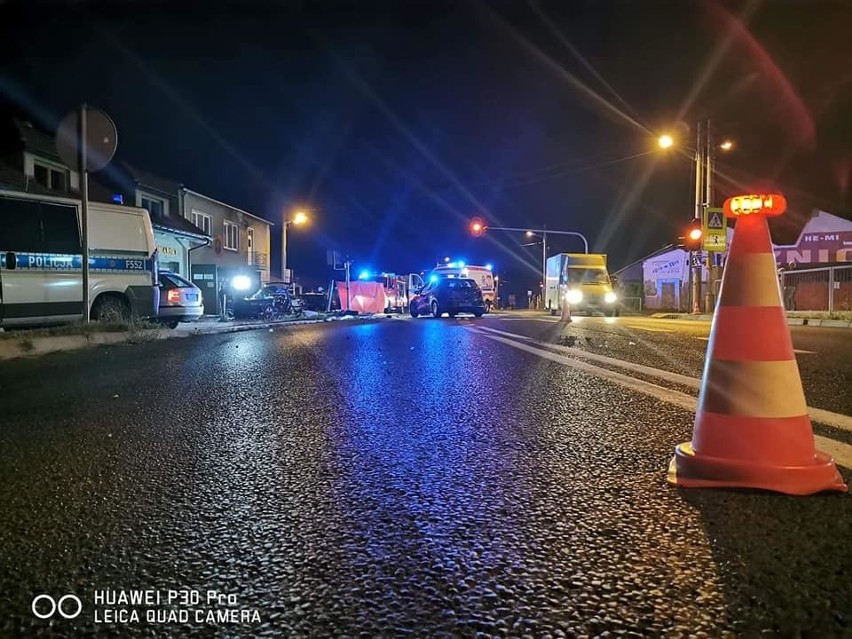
[182,191,271,283]
[153,231,189,276]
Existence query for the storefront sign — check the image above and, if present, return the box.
[157,245,179,257]
[773,231,852,264]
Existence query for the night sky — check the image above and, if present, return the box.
[2,0,851,290]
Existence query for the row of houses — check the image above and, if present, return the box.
[0,116,274,315]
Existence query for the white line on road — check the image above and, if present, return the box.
[475,331,852,469]
[471,325,852,435]
[694,336,815,355]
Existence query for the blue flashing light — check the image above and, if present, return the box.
[111,194,124,204]
[458,260,466,267]
[429,275,439,283]
[485,263,493,271]
[358,270,370,280]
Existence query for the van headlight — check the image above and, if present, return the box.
[605,292,617,304]
[566,290,583,304]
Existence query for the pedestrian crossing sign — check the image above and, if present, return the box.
[703,206,726,252]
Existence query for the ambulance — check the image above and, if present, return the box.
[409,262,496,311]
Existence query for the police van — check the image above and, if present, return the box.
[0,190,159,327]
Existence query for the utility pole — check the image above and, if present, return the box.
[344,257,351,311]
[78,104,90,323]
[692,121,704,314]
[704,118,717,313]
[281,221,288,283]
[541,224,547,309]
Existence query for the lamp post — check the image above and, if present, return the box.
[282,209,309,283]
[525,229,548,307]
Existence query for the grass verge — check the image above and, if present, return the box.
[0,320,162,341]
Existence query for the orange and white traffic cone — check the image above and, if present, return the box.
[668,194,847,495]
[559,299,572,323]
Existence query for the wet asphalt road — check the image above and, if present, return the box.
[0,315,850,637]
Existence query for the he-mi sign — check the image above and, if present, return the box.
[703,207,726,252]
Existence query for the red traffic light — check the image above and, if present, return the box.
[723,193,786,218]
[470,217,486,237]
[684,218,703,251]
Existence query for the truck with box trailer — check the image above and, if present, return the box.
[544,253,619,316]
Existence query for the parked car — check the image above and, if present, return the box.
[409,277,486,318]
[158,271,203,328]
[231,282,301,320]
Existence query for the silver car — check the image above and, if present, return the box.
[158,271,203,328]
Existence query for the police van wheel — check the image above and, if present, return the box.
[430,301,441,318]
[92,295,131,323]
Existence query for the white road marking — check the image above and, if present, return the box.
[470,325,852,435]
[632,326,677,333]
[476,331,852,469]
[694,336,815,355]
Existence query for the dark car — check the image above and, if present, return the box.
[231,282,300,320]
[157,271,204,328]
[409,277,486,318]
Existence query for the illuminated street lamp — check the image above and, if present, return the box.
[719,139,734,152]
[658,134,674,150]
[282,208,310,283]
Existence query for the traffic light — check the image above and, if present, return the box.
[470,217,486,237]
[684,218,703,251]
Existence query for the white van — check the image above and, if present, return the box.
[0,190,159,327]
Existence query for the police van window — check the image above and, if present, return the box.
[40,203,81,254]
[0,197,42,252]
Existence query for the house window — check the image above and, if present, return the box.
[192,210,212,235]
[247,228,254,252]
[32,161,68,192]
[141,197,164,218]
[51,170,66,191]
[223,221,239,251]
[34,164,48,187]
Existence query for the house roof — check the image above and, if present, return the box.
[153,217,210,240]
[12,118,63,163]
[122,162,182,197]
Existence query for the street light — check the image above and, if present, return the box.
[523,230,548,307]
[282,208,310,283]
[658,134,674,150]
